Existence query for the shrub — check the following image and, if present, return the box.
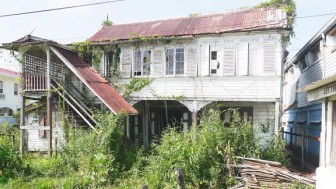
[142,109,263,188]
[0,122,23,183]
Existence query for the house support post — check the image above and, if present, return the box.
[143,101,149,146]
[126,116,130,139]
[19,97,26,153]
[46,47,53,157]
[19,50,26,154]
[192,111,197,126]
[274,100,280,136]
[192,100,198,126]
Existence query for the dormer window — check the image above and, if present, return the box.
[133,49,151,76]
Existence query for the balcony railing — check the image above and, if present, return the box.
[25,74,47,91]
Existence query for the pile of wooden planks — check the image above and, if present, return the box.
[234,157,315,189]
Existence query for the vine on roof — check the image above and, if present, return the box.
[256,0,296,45]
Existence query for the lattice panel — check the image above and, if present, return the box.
[24,50,47,74]
[51,51,65,83]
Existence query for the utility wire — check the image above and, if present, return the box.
[0,0,125,18]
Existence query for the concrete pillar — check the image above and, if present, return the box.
[321,98,327,167]
[326,100,333,165]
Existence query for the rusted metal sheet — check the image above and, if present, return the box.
[55,47,138,115]
[89,8,286,42]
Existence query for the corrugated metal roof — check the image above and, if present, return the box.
[0,68,20,77]
[89,8,287,42]
[54,47,137,114]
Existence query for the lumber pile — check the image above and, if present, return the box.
[234,157,315,189]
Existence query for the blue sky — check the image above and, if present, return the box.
[0,0,335,70]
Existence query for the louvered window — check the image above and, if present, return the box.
[223,45,236,76]
[263,43,276,75]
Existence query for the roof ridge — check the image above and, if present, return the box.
[104,7,280,27]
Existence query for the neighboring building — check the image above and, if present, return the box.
[88,7,289,146]
[0,68,20,125]
[283,16,336,188]
[3,35,137,152]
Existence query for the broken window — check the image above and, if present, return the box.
[166,49,174,75]
[133,49,151,76]
[166,48,184,75]
[143,50,151,76]
[210,51,219,74]
[133,50,142,76]
[221,107,253,127]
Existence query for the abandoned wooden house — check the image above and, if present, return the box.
[283,15,336,188]
[88,7,289,146]
[4,35,137,154]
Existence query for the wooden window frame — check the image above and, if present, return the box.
[165,47,185,76]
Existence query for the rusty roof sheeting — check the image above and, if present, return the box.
[54,47,137,115]
[89,8,287,42]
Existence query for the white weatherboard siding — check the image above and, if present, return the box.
[324,46,336,77]
[283,81,297,110]
[297,62,323,107]
[26,111,65,151]
[117,32,282,79]
[123,76,280,101]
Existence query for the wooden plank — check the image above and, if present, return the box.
[20,126,50,130]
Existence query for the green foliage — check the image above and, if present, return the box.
[102,19,113,27]
[0,123,24,183]
[262,134,291,166]
[256,0,296,44]
[141,109,262,188]
[0,110,299,188]
[123,78,153,98]
[70,40,103,69]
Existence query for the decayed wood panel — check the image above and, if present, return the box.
[324,49,336,77]
[152,48,164,77]
[263,43,276,75]
[223,45,236,76]
[186,47,197,76]
[124,76,280,100]
[121,48,132,78]
[27,126,64,151]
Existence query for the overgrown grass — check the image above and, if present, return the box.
[0,110,311,188]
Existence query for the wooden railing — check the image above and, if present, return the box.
[25,74,47,91]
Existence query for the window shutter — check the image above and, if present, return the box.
[263,43,276,75]
[121,48,132,78]
[223,45,236,76]
[153,48,164,77]
[238,43,248,76]
[200,45,209,76]
[186,47,197,76]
